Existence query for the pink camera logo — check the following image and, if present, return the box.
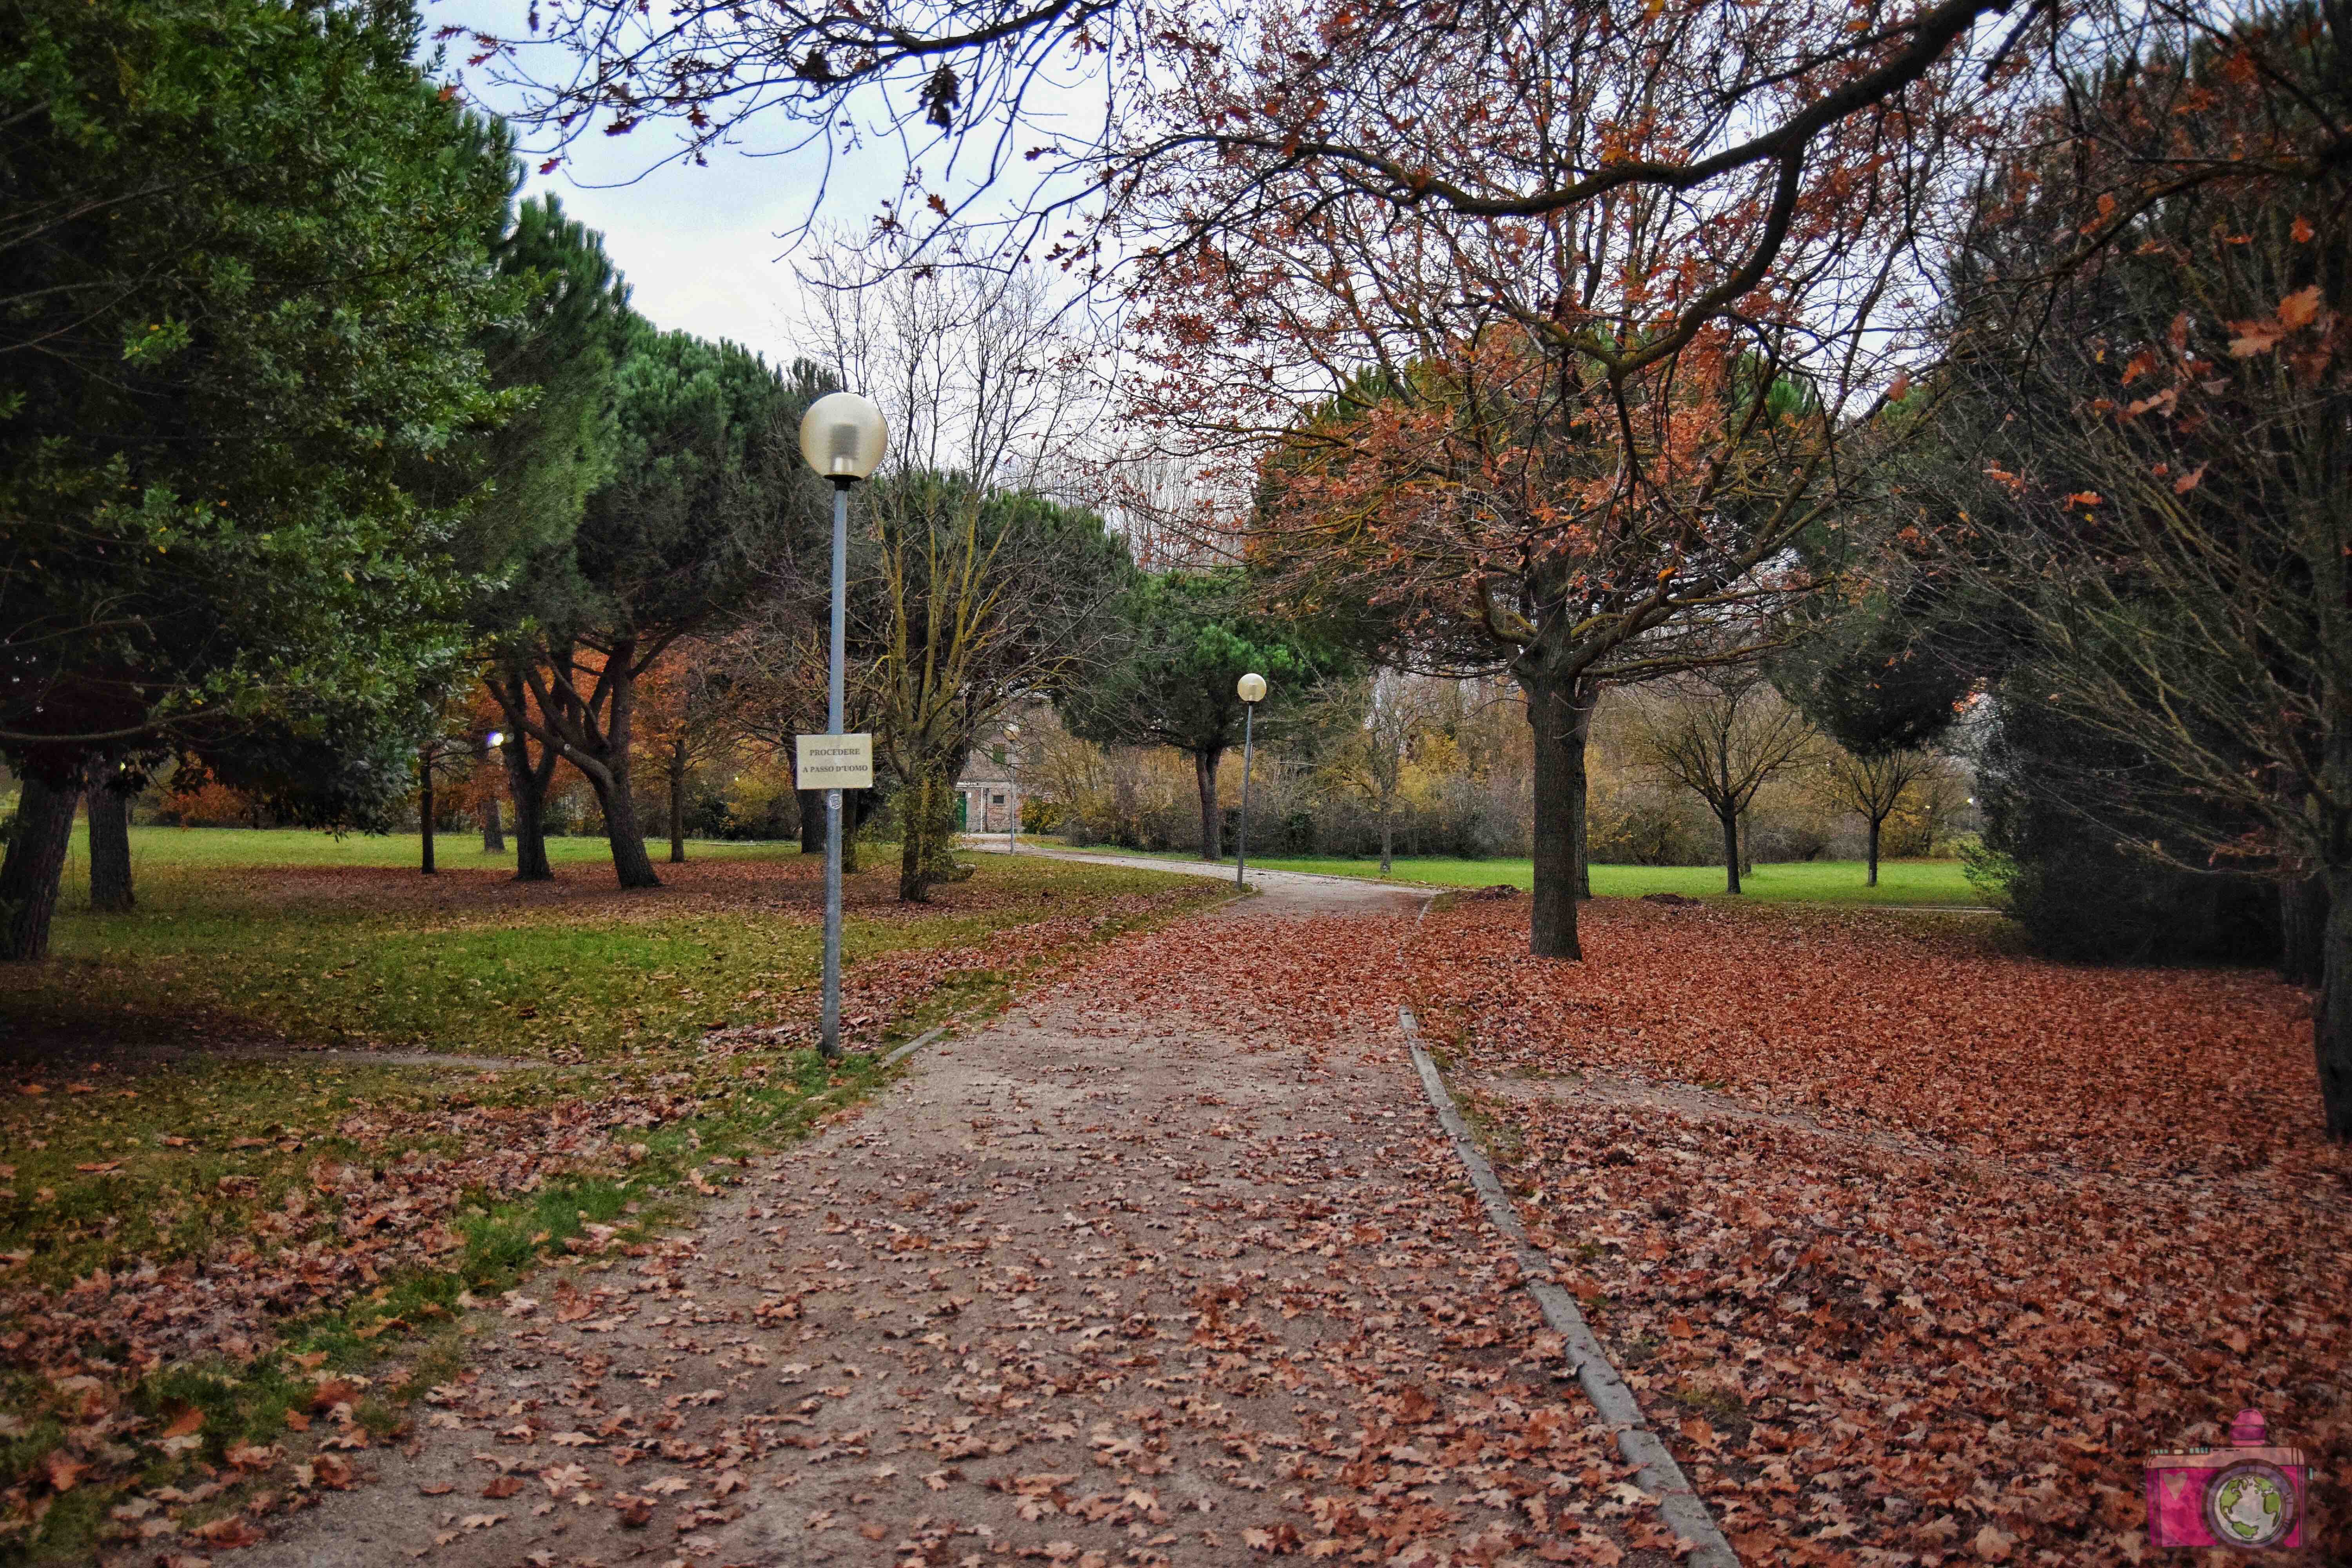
[2144,1409,2308,1550]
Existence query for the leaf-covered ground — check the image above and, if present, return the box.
[1406,896,2350,1565]
[0,841,1223,1560]
[229,877,1704,1568]
[14,845,2341,1566]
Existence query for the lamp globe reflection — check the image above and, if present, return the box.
[1236,671,1267,704]
[798,391,889,482]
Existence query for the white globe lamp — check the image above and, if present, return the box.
[798,392,889,482]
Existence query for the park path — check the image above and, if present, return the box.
[232,871,1682,1568]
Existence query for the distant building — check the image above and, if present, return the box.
[955,742,1018,833]
[954,710,1048,834]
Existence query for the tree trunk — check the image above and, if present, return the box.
[1379,804,1394,877]
[481,792,505,854]
[799,789,826,854]
[1720,807,1742,895]
[1525,673,1593,959]
[86,772,134,913]
[1866,815,1883,889]
[1194,746,1225,862]
[419,746,437,876]
[564,653,660,889]
[503,737,554,881]
[1571,770,1592,900]
[487,668,557,881]
[1,772,81,962]
[669,737,687,864]
[588,764,660,888]
[2281,872,2328,986]
[2316,864,2352,1138]
[900,771,935,903]
[898,761,969,902]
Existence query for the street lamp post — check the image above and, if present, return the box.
[1003,722,1021,853]
[1234,672,1266,889]
[798,391,888,1060]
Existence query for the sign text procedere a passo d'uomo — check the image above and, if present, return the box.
[795,733,874,791]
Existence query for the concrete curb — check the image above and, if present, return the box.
[878,1024,950,1070]
[1398,1003,1740,1568]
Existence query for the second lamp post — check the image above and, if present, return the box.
[1234,672,1266,888]
[1002,722,1021,852]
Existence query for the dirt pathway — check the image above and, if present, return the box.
[232,877,1684,1568]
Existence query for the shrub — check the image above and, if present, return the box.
[1974,696,2279,963]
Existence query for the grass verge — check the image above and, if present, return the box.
[1051,846,1987,906]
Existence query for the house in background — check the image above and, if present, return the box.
[955,708,1047,835]
[956,743,1017,834]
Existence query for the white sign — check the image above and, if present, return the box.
[796,732,874,790]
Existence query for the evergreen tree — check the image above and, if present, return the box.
[502,326,830,887]
[1058,570,1341,860]
[0,0,520,958]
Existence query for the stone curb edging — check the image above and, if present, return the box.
[1398,1003,1742,1568]
[878,1024,951,1070]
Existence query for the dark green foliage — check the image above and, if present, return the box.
[1061,571,1335,754]
[461,195,634,590]
[0,0,518,791]
[1771,590,1980,757]
[1965,686,2279,964]
[561,325,831,646]
[1058,568,1347,856]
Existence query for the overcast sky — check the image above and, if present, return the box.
[425,1,887,364]
[424,0,1109,368]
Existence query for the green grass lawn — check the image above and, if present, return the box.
[0,827,1222,1559]
[53,822,777,887]
[1056,845,1989,906]
[43,829,1146,1060]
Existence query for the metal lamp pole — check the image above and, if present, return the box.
[799,392,888,1060]
[822,478,849,1057]
[1003,722,1021,853]
[1234,672,1266,889]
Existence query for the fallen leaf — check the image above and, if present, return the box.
[2277,284,2323,331]
[191,1515,265,1548]
[40,1450,87,1492]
